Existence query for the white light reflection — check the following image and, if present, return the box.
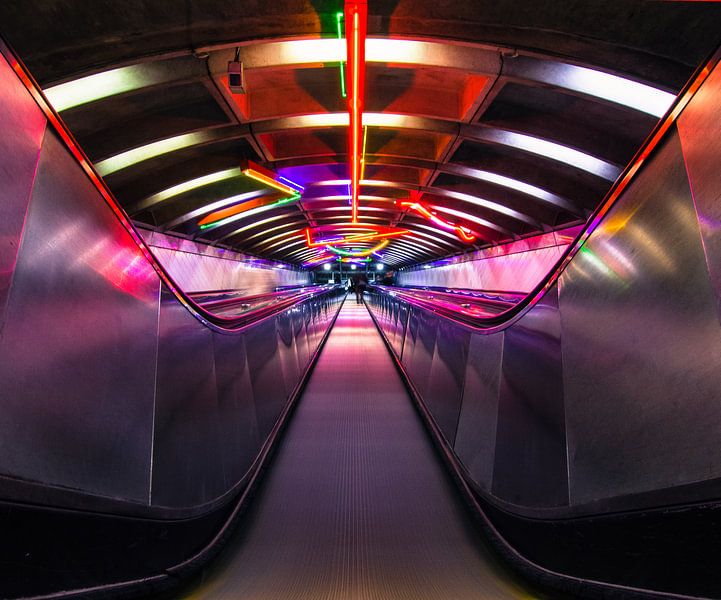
[96,131,213,176]
[473,129,621,181]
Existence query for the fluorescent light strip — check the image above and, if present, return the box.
[404,229,459,248]
[218,214,298,242]
[409,222,466,243]
[198,202,288,234]
[307,179,533,225]
[133,168,241,214]
[242,221,307,244]
[445,166,575,212]
[44,65,161,111]
[49,39,672,118]
[471,129,620,180]
[392,238,437,254]
[161,189,271,229]
[263,237,306,253]
[430,205,508,235]
[249,230,304,251]
[400,235,444,253]
[95,131,213,176]
[522,60,675,118]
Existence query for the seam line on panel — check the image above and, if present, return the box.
[0,124,47,336]
[148,284,162,505]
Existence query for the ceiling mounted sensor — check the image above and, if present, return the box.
[228,48,246,94]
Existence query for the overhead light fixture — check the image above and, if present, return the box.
[400,199,478,243]
[323,262,333,271]
[345,0,368,223]
[325,240,390,257]
[240,159,304,196]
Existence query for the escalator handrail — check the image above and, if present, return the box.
[375,47,720,334]
[0,37,333,334]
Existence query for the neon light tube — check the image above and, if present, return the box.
[345,0,367,223]
[326,240,389,257]
[336,12,347,98]
[401,201,478,243]
[243,169,298,196]
[199,194,285,227]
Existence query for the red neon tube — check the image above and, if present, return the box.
[345,0,367,223]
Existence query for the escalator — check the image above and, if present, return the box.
[173,298,539,600]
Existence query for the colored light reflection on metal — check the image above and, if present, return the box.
[401,200,478,243]
[241,159,304,197]
[336,12,347,98]
[345,0,367,223]
[326,239,389,257]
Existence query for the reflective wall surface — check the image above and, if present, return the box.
[0,49,343,515]
[396,227,580,293]
[368,56,721,516]
[141,229,310,295]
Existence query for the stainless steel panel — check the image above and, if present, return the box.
[424,319,470,445]
[0,130,159,502]
[394,302,410,359]
[245,317,288,440]
[152,287,221,507]
[410,308,438,398]
[454,331,503,493]
[492,287,568,507]
[212,328,261,488]
[0,54,47,327]
[677,64,721,322]
[401,306,420,375]
[292,306,310,371]
[276,310,300,396]
[560,130,721,505]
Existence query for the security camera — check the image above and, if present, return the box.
[227,61,245,94]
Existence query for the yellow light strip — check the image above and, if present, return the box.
[242,168,298,196]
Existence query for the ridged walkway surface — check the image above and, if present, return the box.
[178,298,538,599]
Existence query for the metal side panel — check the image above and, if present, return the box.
[0,130,158,502]
[152,287,222,507]
[492,287,568,507]
[212,328,261,489]
[403,308,437,399]
[561,130,721,506]
[276,309,300,397]
[0,54,47,325]
[292,306,310,372]
[454,331,504,493]
[424,318,470,446]
[396,302,410,359]
[245,316,288,441]
[677,64,721,324]
[401,305,420,374]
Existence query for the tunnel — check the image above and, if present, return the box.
[1,2,721,599]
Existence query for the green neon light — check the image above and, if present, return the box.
[336,12,347,98]
[274,192,301,205]
[326,246,373,258]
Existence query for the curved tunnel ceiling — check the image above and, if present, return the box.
[1,2,720,267]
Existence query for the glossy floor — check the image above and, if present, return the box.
[175,297,539,599]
